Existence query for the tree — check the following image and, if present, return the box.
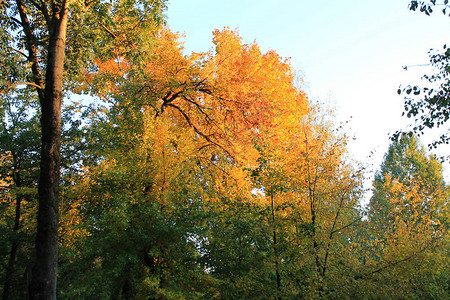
[0,0,167,297]
[366,134,449,298]
[48,26,312,298]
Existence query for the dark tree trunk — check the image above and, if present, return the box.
[28,1,69,299]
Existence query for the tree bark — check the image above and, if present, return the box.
[29,1,69,299]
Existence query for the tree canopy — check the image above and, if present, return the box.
[0,1,449,299]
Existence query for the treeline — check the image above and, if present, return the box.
[0,1,449,299]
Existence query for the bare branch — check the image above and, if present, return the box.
[182,95,216,125]
[7,47,28,58]
[331,216,362,235]
[1,81,44,93]
[166,103,233,158]
[98,21,117,39]
[9,17,23,26]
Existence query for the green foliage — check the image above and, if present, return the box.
[199,199,279,299]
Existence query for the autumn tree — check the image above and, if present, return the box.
[47,26,311,297]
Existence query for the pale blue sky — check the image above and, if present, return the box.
[166,0,450,180]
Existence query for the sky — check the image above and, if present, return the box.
[165,0,450,183]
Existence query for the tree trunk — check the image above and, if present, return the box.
[29,2,69,299]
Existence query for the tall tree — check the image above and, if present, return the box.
[0,0,166,297]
